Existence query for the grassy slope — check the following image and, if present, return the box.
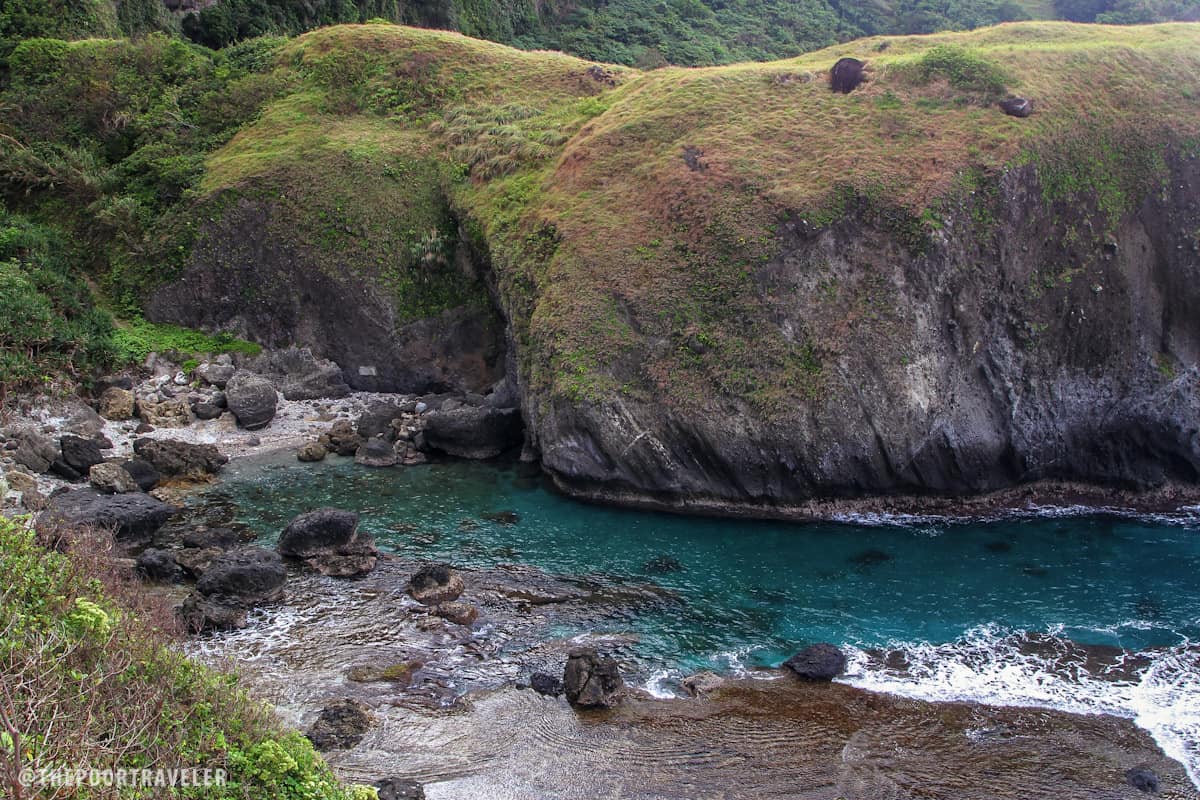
[200,22,1200,413]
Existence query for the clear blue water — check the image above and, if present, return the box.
[193,453,1200,783]
[196,453,1200,669]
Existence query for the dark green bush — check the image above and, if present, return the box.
[907,43,1011,96]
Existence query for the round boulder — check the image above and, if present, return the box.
[783,643,847,681]
[297,441,327,462]
[407,563,464,604]
[224,371,278,430]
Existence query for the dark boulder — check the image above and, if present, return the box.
[830,57,866,94]
[194,361,236,388]
[224,371,278,430]
[174,546,225,579]
[999,96,1033,118]
[1126,766,1160,793]
[136,547,182,582]
[121,459,161,491]
[39,489,177,545]
[307,698,372,751]
[191,398,225,420]
[357,402,407,442]
[355,438,398,468]
[48,459,83,481]
[374,778,425,800]
[407,563,464,604]
[10,427,58,473]
[178,594,248,631]
[133,438,227,480]
[196,547,287,605]
[421,406,523,459]
[563,647,625,708]
[784,643,847,681]
[60,435,105,475]
[278,508,378,577]
[530,672,564,697]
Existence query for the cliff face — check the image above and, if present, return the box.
[532,149,1200,511]
[136,22,1200,511]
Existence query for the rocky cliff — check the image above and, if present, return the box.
[141,22,1200,512]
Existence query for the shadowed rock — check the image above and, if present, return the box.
[563,647,625,708]
[39,488,177,545]
[830,57,866,93]
[784,643,847,681]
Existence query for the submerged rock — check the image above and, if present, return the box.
[277,508,378,577]
[530,672,564,697]
[784,643,847,681]
[346,661,421,686]
[224,371,278,430]
[563,647,625,708]
[307,698,372,751]
[407,563,464,604]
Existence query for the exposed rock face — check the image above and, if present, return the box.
[407,563,464,604]
[224,371,278,430]
[531,149,1200,514]
[421,406,523,459]
[562,647,625,708]
[179,547,287,631]
[784,643,847,681]
[146,196,507,394]
[133,438,227,480]
[307,698,372,751]
[98,387,135,420]
[277,508,378,577]
[248,347,351,400]
[39,489,177,544]
[89,462,140,493]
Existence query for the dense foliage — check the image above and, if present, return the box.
[0,516,373,800]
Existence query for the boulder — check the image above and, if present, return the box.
[181,527,247,549]
[374,778,425,800]
[89,462,140,494]
[681,671,725,696]
[133,438,227,480]
[224,371,278,430]
[432,601,479,626]
[356,403,407,442]
[177,593,248,631]
[11,427,58,474]
[407,564,464,604]
[194,361,236,388]
[562,647,625,708]
[174,546,225,579]
[5,470,37,494]
[191,397,225,420]
[136,396,193,427]
[39,488,177,544]
[529,672,564,697]
[248,347,351,400]
[63,406,106,438]
[323,419,363,456]
[999,96,1033,118]
[420,406,523,460]
[297,441,327,462]
[277,508,378,577]
[830,57,866,94]
[136,547,182,582]
[783,643,847,681]
[48,458,83,481]
[98,387,135,420]
[121,459,161,492]
[1126,767,1159,793]
[195,547,287,605]
[307,698,372,751]
[354,438,397,467]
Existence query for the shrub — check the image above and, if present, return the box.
[906,43,1011,96]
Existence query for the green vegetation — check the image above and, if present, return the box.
[902,43,1011,96]
[111,319,262,363]
[0,516,372,800]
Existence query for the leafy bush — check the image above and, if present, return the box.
[906,43,1011,96]
[0,515,372,800]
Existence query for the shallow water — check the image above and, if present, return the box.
[191,452,1200,786]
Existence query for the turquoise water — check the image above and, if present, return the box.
[194,453,1200,782]
[198,453,1200,667]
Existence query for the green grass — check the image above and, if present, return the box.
[110,319,262,363]
[0,516,374,800]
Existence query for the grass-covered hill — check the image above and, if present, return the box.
[3,21,1200,506]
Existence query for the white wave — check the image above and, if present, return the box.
[839,625,1200,789]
